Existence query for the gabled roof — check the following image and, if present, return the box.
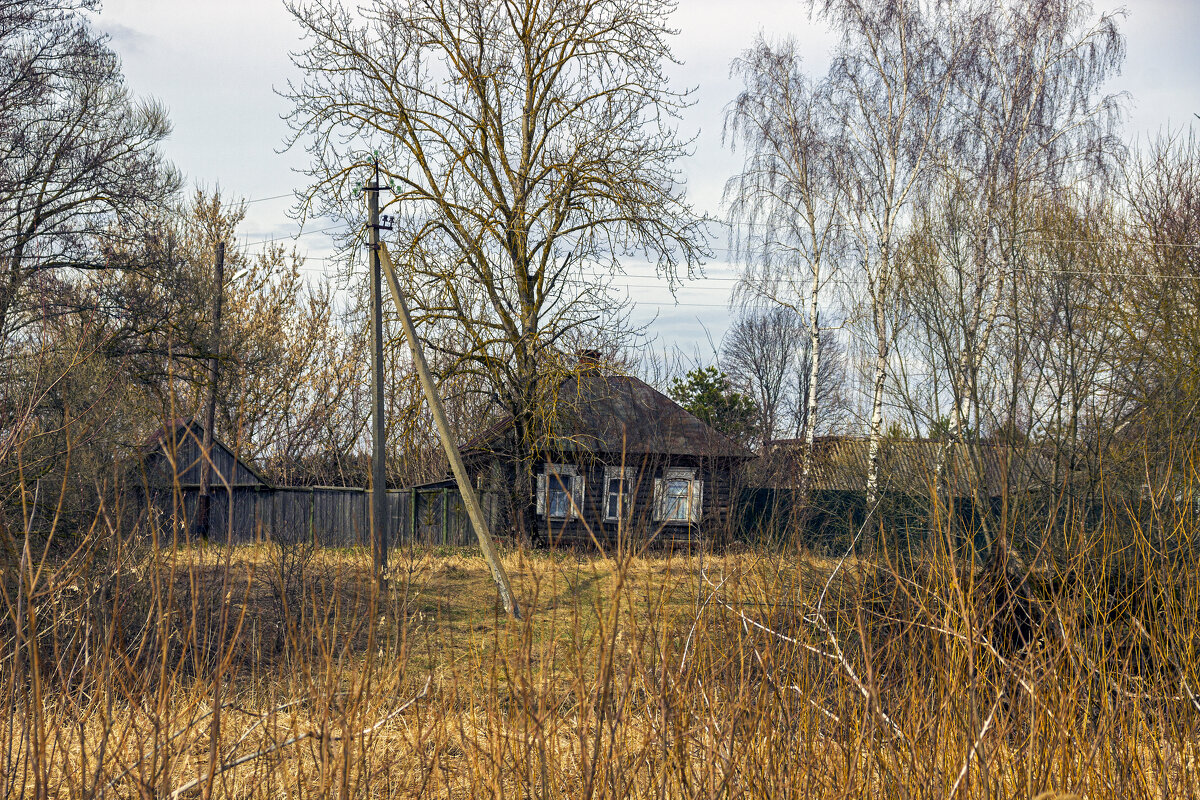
[139,416,197,454]
[137,417,270,488]
[465,373,755,460]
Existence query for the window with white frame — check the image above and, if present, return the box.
[536,463,583,519]
[603,466,635,521]
[653,468,702,524]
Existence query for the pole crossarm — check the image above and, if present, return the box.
[377,242,522,620]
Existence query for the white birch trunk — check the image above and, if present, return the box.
[934,349,973,489]
[865,325,888,508]
[800,269,822,493]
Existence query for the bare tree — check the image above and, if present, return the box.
[720,306,848,443]
[787,327,850,440]
[0,1,179,522]
[800,0,1123,538]
[1013,196,1123,515]
[806,0,964,507]
[283,0,707,538]
[0,0,179,350]
[721,307,802,443]
[1107,131,1200,497]
[887,0,1124,565]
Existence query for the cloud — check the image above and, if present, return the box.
[101,22,153,55]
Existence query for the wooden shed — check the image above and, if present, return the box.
[461,366,756,546]
[136,417,270,492]
[129,418,420,547]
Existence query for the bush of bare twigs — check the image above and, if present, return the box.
[5,477,1200,799]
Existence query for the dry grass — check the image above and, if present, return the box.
[4,511,1200,799]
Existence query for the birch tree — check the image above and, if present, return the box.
[894,0,1124,563]
[809,0,962,507]
[724,36,845,490]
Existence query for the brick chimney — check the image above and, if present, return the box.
[576,349,604,373]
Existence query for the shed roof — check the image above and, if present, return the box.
[763,436,1051,497]
[464,373,755,460]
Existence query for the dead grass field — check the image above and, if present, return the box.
[4,529,1200,799]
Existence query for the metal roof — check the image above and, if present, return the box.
[763,436,1052,497]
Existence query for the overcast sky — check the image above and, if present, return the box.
[96,0,1200,357]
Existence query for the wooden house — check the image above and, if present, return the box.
[462,365,756,546]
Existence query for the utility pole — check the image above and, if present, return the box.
[367,161,388,586]
[197,241,226,541]
[377,243,522,619]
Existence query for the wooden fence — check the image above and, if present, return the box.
[136,484,485,548]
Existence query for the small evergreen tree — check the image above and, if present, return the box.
[669,366,759,443]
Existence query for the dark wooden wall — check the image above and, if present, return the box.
[133,433,744,550]
[134,485,480,548]
[559,456,738,546]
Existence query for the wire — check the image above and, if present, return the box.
[284,255,1200,294]
[629,300,732,309]
[229,185,1200,251]
[240,224,347,247]
[243,192,294,205]
[234,210,1200,290]
[708,218,1200,249]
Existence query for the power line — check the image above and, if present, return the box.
[628,301,731,309]
[285,257,1200,292]
[709,218,1200,249]
[236,219,1200,289]
[230,186,1200,251]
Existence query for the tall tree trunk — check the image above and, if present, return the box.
[865,327,888,509]
[866,248,894,512]
[509,402,530,545]
[509,342,539,546]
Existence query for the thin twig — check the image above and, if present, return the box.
[702,568,907,741]
[948,691,1003,798]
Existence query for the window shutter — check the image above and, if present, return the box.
[572,472,585,519]
[652,479,664,521]
[536,472,546,516]
[690,479,704,523]
[603,468,613,520]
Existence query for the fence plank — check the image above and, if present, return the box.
[141,484,464,549]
